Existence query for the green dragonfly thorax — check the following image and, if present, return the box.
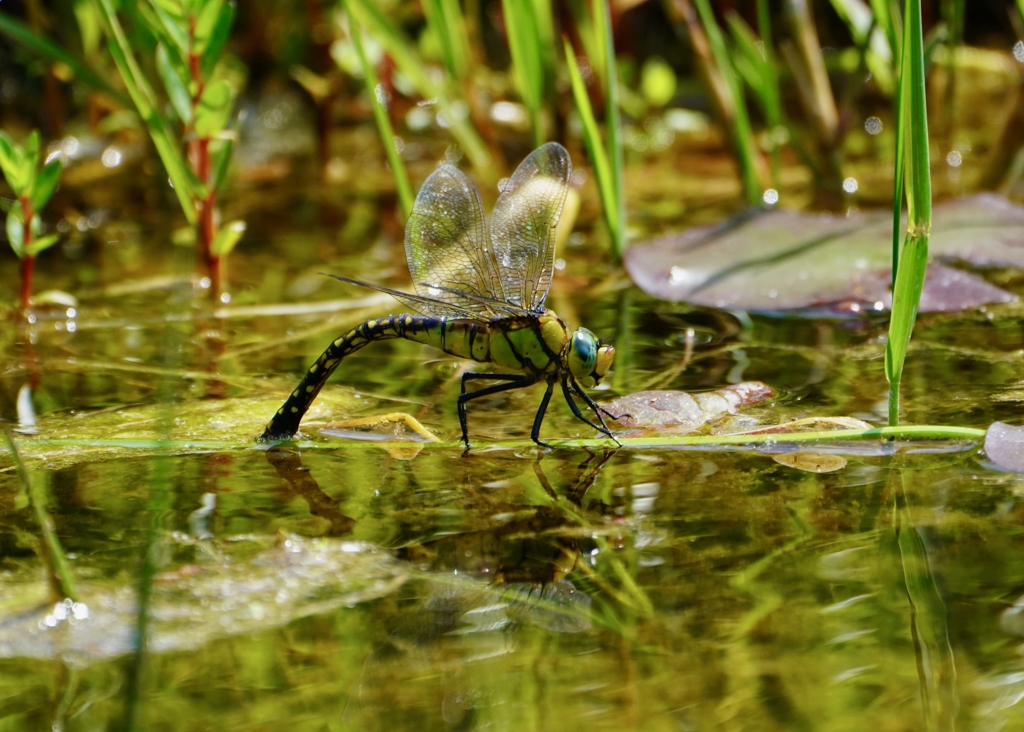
[567,326,615,388]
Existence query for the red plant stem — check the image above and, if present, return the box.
[20,255,34,313]
[19,196,33,312]
[187,21,219,299]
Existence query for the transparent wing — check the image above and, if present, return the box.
[324,274,474,318]
[405,164,507,317]
[489,142,571,311]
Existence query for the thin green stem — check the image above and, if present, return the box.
[4,424,986,456]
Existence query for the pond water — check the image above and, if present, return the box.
[3,98,1024,731]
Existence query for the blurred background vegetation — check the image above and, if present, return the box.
[1,0,1022,312]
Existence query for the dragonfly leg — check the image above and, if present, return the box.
[561,379,622,446]
[459,372,537,449]
[569,383,627,428]
[530,380,556,449]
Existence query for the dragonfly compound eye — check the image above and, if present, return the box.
[568,329,599,381]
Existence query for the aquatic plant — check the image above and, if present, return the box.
[885,0,932,425]
[93,0,243,301]
[0,130,63,313]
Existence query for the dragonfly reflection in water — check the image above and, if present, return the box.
[260,142,618,449]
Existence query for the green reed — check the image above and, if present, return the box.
[342,0,414,221]
[885,0,932,426]
[726,7,782,187]
[502,0,548,146]
[346,0,493,181]
[564,40,621,261]
[562,0,625,259]
[694,0,763,206]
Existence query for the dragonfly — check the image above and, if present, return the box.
[259,142,617,449]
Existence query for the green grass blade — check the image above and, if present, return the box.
[884,0,932,426]
[343,0,413,220]
[347,0,492,180]
[93,0,201,223]
[0,11,129,105]
[422,0,469,82]
[693,0,764,206]
[532,0,557,110]
[502,0,545,146]
[595,0,626,258]
[564,38,619,259]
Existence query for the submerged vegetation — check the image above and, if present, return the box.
[2,0,1024,729]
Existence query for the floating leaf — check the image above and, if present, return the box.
[984,422,1024,472]
[625,194,1024,315]
[603,382,774,431]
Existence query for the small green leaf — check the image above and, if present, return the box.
[209,219,245,256]
[25,233,60,257]
[151,0,184,14]
[199,1,235,80]
[193,79,234,138]
[21,130,40,193]
[148,0,190,56]
[157,43,193,124]
[0,130,18,179]
[30,158,62,211]
[209,135,234,194]
[6,210,24,257]
[194,0,225,48]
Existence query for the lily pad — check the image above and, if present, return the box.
[625,194,1024,315]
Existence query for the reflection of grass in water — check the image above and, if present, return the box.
[2,427,79,602]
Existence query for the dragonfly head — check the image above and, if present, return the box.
[568,328,615,388]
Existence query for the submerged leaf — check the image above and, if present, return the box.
[0,535,407,662]
[772,452,848,473]
[625,194,1024,315]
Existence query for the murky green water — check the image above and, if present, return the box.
[3,119,1024,731]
